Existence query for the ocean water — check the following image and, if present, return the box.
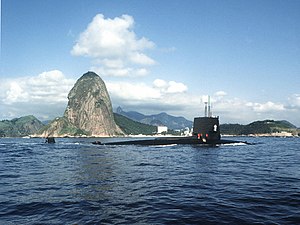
[0,137,299,224]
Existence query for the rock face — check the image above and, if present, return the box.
[40,72,123,137]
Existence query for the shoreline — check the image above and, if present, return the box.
[222,133,299,138]
[1,133,299,139]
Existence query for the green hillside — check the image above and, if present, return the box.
[220,120,299,135]
[0,115,45,137]
[114,113,157,135]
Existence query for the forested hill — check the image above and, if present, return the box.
[114,113,157,135]
[220,120,299,135]
[0,115,45,137]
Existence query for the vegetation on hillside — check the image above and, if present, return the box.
[114,113,157,135]
[38,117,89,137]
[220,120,299,135]
[0,115,45,137]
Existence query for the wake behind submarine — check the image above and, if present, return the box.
[93,98,250,146]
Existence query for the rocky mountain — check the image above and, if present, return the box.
[116,107,193,130]
[0,115,44,137]
[40,72,123,137]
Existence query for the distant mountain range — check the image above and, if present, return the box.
[1,115,299,138]
[116,106,193,130]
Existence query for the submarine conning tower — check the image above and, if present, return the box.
[193,96,221,142]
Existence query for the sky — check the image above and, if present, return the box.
[1,0,300,126]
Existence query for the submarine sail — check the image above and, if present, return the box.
[193,96,220,143]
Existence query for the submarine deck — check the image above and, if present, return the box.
[92,136,250,146]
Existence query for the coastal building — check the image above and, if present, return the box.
[183,127,190,136]
[157,126,168,134]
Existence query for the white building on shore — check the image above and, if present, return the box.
[157,126,168,134]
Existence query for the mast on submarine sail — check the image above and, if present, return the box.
[208,95,212,117]
[203,95,212,117]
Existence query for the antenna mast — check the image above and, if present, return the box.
[208,96,213,117]
[204,101,208,117]
[203,95,213,117]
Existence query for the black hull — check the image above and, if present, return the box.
[92,136,249,146]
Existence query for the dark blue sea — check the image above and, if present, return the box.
[0,137,299,224]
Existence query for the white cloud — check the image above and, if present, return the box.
[107,81,299,126]
[98,59,124,69]
[0,70,75,120]
[252,101,285,112]
[90,66,150,77]
[71,14,155,77]
[215,91,227,97]
[107,79,199,118]
[153,79,167,88]
[3,70,74,104]
[153,79,187,93]
[166,81,187,93]
[129,52,155,65]
[288,94,300,108]
[5,82,29,103]
[211,96,290,124]
[107,82,161,102]
[136,68,149,76]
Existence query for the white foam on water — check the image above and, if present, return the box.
[223,142,247,146]
[153,144,178,148]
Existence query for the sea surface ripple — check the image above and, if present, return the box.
[0,137,299,224]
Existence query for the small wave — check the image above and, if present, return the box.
[0,174,21,179]
[152,144,177,148]
[134,162,161,167]
[222,142,247,146]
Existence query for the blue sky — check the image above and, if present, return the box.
[1,0,300,126]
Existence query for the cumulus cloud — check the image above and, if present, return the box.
[71,14,155,77]
[251,101,285,112]
[3,70,74,104]
[106,79,196,115]
[5,82,29,103]
[210,95,291,124]
[107,82,161,102]
[106,80,299,125]
[107,78,189,104]
[0,70,75,120]
[153,79,187,93]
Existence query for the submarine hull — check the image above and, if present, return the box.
[92,136,248,146]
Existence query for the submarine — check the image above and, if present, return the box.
[92,97,249,146]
